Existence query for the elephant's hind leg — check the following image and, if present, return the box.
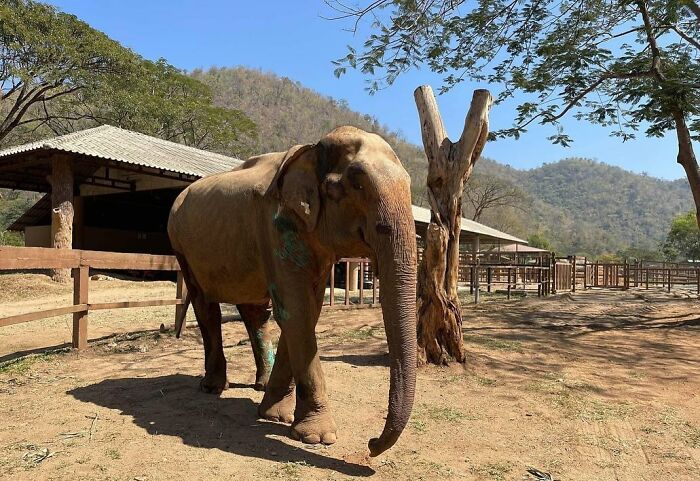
[191,297,227,394]
[237,301,275,391]
[175,253,228,394]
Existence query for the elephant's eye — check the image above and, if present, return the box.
[347,164,365,191]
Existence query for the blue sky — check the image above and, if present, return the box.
[49,0,684,180]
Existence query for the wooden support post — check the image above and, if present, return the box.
[474,264,480,304]
[359,261,365,305]
[344,261,350,305]
[571,255,576,292]
[668,269,672,293]
[372,267,377,305]
[348,261,360,291]
[329,265,335,306]
[583,258,588,289]
[486,266,492,293]
[72,265,89,349]
[646,268,649,289]
[50,156,75,283]
[507,267,512,299]
[174,270,188,333]
[696,267,699,295]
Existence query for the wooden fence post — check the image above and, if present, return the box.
[668,269,672,293]
[359,261,365,305]
[507,267,512,299]
[345,260,350,305]
[329,265,335,306]
[72,266,89,349]
[175,270,188,328]
[372,267,378,305]
[474,264,480,304]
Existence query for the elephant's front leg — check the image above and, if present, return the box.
[238,302,275,391]
[270,284,337,445]
[259,330,295,423]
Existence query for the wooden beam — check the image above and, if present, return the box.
[49,155,74,283]
[0,304,87,328]
[0,246,80,269]
[0,246,180,271]
[72,266,89,349]
[88,299,183,310]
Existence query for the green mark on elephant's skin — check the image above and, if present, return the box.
[268,283,290,323]
[255,330,276,371]
[272,213,310,269]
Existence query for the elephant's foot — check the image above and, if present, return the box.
[290,408,338,445]
[199,373,228,394]
[254,369,271,392]
[259,386,295,424]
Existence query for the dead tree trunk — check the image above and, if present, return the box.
[49,156,74,283]
[672,109,700,229]
[414,86,493,365]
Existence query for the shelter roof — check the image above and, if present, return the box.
[411,205,527,245]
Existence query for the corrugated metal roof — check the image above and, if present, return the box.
[411,205,527,244]
[0,124,242,177]
[494,243,548,253]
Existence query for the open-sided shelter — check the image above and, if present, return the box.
[1,126,526,257]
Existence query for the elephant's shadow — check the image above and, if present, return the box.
[67,374,374,477]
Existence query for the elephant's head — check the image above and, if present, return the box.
[272,126,417,456]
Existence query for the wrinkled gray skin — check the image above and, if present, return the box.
[167,126,417,456]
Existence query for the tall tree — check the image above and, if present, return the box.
[415,86,492,365]
[0,0,255,154]
[464,175,524,222]
[329,0,700,224]
[662,211,700,261]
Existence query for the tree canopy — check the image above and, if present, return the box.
[330,0,700,229]
[662,210,700,261]
[0,0,256,154]
[331,0,698,144]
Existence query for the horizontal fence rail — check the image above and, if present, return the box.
[0,246,184,349]
[0,247,381,351]
[4,246,696,353]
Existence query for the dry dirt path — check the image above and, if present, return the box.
[0,278,698,481]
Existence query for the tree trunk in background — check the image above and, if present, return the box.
[672,109,700,230]
[414,86,493,365]
[50,156,74,283]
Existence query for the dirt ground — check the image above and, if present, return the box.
[0,274,698,481]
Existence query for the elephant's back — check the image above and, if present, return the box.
[166,153,282,303]
[168,151,283,243]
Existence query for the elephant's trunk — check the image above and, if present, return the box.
[367,202,418,457]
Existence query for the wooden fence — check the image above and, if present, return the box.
[553,256,700,293]
[0,246,184,350]
[0,247,378,350]
[3,246,697,353]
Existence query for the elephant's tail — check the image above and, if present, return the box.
[175,291,191,338]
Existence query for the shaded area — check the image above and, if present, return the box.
[68,374,374,477]
[320,353,389,367]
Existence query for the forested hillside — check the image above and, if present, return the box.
[193,67,693,257]
[0,65,691,257]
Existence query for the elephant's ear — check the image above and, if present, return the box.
[270,143,322,232]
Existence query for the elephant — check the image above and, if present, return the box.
[167,126,417,456]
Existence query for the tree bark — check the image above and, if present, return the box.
[672,109,700,229]
[49,156,74,283]
[414,86,493,365]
